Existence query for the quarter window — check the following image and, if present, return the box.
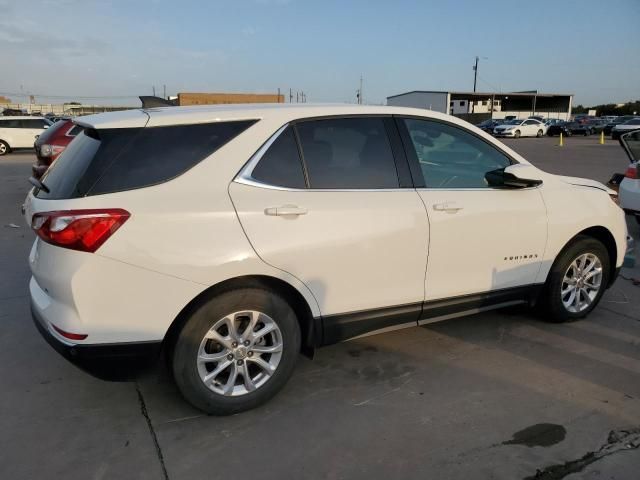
[296,117,399,189]
[251,127,306,188]
[403,118,512,189]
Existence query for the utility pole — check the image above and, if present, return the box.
[359,75,363,104]
[152,86,156,96]
[163,85,166,99]
[289,88,293,103]
[473,56,479,93]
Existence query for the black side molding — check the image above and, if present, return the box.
[320,285,544,345]
[321,302,422,345]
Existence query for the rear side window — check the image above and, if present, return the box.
[67,125,83,136]
[296,117,399,189]
[0,119,21,128]
[21,119,47,129]
[251,127,306,188]
[36,120,256,199]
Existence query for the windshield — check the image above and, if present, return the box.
[624,119,640,125]
[506,120,522,125]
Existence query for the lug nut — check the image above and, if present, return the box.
[243,340,250,346]
[232,342,238,348]
[227,354,234,361]
[237,359,244,365]
[248,351,253,357]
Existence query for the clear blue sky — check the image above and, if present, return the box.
[1,0,638,106]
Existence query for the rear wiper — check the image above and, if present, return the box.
[28,176,50,193]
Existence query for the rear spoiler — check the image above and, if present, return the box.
[139,96,177,108]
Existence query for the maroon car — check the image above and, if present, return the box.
[32,119,82,178]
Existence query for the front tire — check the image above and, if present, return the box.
[538,236,610,323]
[536,129,543,138]
[172,288,301,415]
[0,140,10,156]
[514,130,521,138]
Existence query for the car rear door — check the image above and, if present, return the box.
[396,116,547,309]
[18,119,47,147]
[230,116,430,343]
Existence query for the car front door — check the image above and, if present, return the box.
[397,117,547,314]
[522,120,538,137]
[230,116,430,342]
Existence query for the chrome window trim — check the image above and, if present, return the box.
[234,122,408,193]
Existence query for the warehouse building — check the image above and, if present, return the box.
[386,90,573,122]
[177,92,284,105]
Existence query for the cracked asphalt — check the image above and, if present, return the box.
[1,136,639,479]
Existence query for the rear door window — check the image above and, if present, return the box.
[295,117,399,189]
[35,120,257,199]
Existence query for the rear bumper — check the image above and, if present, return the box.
[31,301,161,380]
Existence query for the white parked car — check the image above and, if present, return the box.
[24,105,628,414]
[0,116,52,155]
[494,118,546,138]
[619,130,640,224]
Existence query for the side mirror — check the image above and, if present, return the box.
[486,164,543,188]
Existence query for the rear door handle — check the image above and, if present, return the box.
[264,205,308,217]
[433,202,463,213]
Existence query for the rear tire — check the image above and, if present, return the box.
[514,130,521,138]
[536,130,543,138]
[538,236,610,323]
[0,140,10,156]
[172,288,301,415]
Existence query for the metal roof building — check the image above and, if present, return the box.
[386,90,573,122]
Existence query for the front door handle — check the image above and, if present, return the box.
[264,205,308,217]
[433,202,463,213]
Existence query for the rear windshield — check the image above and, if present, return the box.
[35,120,257,199]
[35,120,71,144]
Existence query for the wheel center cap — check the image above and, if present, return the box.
[234,346,248,359]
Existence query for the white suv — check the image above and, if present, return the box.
[0,116,52,155]
[24,105,628,414]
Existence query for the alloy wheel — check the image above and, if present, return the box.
[560,253,603,313]
[196,310,283,396]
[0,143,7,155]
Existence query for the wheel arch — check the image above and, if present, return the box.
[550,226,618,287]
[163,275,319,361]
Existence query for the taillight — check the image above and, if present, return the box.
[625,164,638,179]
[51,324,88,341]
[31,209,130,253]
[39,144,66,158]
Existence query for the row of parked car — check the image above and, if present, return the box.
[476,115,640,140]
